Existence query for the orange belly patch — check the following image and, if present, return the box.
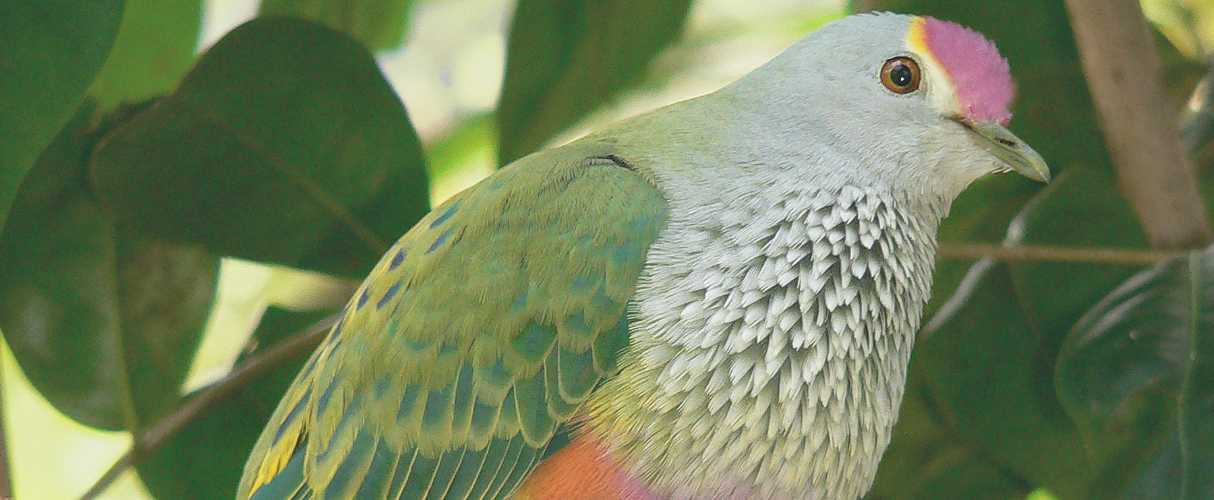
[514,433,657,500]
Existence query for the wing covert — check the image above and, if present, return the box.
[239,148,668,499]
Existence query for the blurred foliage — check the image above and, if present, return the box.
[90,18,429,279]
[0,0,122,234]
[1057,246,1214,500]
[1,0,1214,498]
[497,0,694,164]
[137,308,331,499]
[0,104,219,431]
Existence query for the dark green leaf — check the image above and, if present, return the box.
[909,168,1150,499]
[918,259,1093,499]
[87,0,203,109]
[0,0,123,233]
[868,364,1028,499]
[496,0,693,164]
[929,174,1040,317]
[1057,247,1214,500]
[0,105,218,430]
[90,18,430,278]
[260,0,413,51]
[137,307,330,499]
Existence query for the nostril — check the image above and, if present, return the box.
[996,138,1017,147]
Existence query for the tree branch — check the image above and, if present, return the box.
[937,243,1182,265]
[79,314,337,500]
[1064,0,1212,249]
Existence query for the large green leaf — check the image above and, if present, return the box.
[867,364,1028,500]
[496,0,693,164]
[137,307,330,499]
[929,175,1041,317]
[87,0,203,109]
[0,0,123,234]
[0,105,219,431]
[90,18,430,278]
[905,167,1149,499]
[1057,247,1214,500]
[259,0,413,51]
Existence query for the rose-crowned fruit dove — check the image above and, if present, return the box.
[239,12,1049,500]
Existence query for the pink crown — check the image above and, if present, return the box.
[917,17,1014,125]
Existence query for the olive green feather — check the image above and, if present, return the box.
[238,143,668,499]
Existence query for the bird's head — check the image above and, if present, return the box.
[722,12,1049,197]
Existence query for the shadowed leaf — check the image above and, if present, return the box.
[90,18,429,278]
[137,307,330,499]
[0,105,218,430]
[1057,246,1214,500]
[891,168,1150,499]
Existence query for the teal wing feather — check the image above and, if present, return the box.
[238,147,668,499]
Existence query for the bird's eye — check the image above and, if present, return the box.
[880,57,921,94]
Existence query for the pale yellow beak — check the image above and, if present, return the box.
[958,119,1051,183]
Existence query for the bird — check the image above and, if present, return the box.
[238,12,1049,500]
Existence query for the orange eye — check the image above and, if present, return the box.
[881,57,921,94]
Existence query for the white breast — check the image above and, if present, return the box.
[586,181,942,500]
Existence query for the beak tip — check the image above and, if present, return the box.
[964,120,1051,185]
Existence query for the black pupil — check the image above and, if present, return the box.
[890,63,913,87]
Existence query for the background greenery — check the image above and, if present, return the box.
[2,0,1213,498]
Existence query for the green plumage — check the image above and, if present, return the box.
[238,144,669,499]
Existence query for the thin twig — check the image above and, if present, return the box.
[937,243,1183,265]
[79,314,338,500]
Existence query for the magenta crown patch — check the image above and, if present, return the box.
[910,17,1014,124]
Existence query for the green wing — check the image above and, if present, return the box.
[237,147,668,500]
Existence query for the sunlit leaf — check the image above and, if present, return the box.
[90,18,430,278]
[496,0,693,164]
[137,308,330,499]
[259,0,413,51]
[87,0,202,109]
[0,105,218,430]
[0,0,123,233]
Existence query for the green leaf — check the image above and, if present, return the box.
[496,0,693,164]
[929,175,1040,317]
[137,307,330,499]
[918,259,1093,499]
[0,105,219,431]
[868,365,1028,499]
[907,168,1150,499]
[90,18,430,278]
[1057,247,1214,500]
[87,0,203,109]
[0,0,123,234]
[259,0,413,51]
